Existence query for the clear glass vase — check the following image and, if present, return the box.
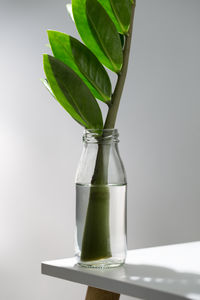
[75,129,127,268]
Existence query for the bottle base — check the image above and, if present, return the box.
[77,257,125,269]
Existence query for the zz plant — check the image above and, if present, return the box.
[42,0,136,262]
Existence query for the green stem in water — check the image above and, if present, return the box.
[80,2,136,262]
[81,140,112,261]
[80,185,111,261]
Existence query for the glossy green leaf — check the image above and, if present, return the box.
[110,0,132,33]
[48,31,111,102]
[72,0,122,72]
[86,0,123,72]
[97,0,123,33]
[70,36,111,102]
[43,55,103,129]
[43,56,87,127]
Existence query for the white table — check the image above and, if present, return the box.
[42,242,200,300]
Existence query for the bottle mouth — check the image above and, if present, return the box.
[83,129,119,143]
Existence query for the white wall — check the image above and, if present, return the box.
[0,0,199,299]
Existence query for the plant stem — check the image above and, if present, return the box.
[104,1,136,129]
[90,0,136,184]
[80,2,136,262]
[80,184,111,261]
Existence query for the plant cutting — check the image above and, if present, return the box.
[42,0,136,268]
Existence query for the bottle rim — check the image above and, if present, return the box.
[83,129,119,143]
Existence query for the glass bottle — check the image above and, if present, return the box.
[75,129,127,268]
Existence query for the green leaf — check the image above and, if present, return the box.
[43,54,103,129]
[86,0,123,72]
[72,0,122,72]
[48,31,111,102]
[43,56,87,127]
[97,0,123,34]
[110,0,132,34]
[70,36,112,102]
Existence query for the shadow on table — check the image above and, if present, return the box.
[122,263,200,299]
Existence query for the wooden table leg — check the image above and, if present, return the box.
[85,286,120,300]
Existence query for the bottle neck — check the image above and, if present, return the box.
[83,129,119,144]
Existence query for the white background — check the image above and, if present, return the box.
[0,0,200,299]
